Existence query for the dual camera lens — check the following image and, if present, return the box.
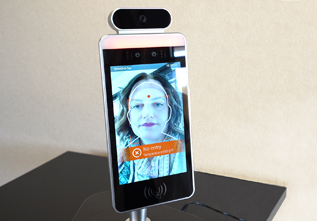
[134,51,157,59]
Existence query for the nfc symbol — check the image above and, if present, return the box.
[144,183,167,199]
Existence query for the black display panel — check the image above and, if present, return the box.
[102,45,194,212]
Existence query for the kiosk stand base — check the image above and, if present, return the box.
[126,209,150,221]
[72,191,203,221]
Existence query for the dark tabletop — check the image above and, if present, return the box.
[0,152,286,221]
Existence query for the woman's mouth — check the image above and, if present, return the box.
[141,122,157,127]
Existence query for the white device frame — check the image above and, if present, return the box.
[101,8,194,221]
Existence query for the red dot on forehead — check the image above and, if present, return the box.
[147,95,150,98]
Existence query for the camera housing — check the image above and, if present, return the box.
[111,8,172,34]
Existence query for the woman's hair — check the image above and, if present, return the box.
[115,70,184,144]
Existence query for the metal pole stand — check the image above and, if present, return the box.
[72,192,202,221]
[126,208,151,221]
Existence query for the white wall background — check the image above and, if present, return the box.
[1,0,316,220]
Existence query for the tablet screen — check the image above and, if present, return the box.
[110,61,188,185]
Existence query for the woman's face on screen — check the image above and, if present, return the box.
[128,80,169,145]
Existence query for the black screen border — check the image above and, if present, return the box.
[102,46,194,212]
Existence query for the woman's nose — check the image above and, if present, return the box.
[142,105,154,118]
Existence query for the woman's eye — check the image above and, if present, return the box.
[132,104,143,109]
[153,103,163,107]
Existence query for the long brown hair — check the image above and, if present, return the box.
[115,70,184,144]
